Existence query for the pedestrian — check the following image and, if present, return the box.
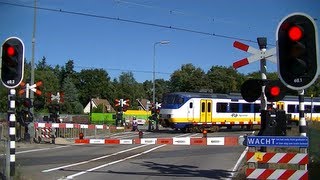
[132,116,138,131]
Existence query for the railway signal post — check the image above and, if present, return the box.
[1,37,25,178]
[234,37,280,169]
[233,37,277,133]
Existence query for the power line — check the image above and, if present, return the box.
[0,1,264,45]
[74,65,172,75]
[115,0,254,27]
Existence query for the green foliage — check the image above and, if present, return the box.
[3,55,319,115]
[170,64,207,92]
[76,68,111,106]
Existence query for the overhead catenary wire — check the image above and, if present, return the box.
[114,0,259,27]
[0,1,267,45]
[74,65,172,75]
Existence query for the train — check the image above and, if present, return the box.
[158,92,320,132]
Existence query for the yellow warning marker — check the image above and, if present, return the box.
[254,152,263,162]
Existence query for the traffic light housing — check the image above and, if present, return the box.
[265,80,287,102]
[22,98,33,109]
[241,79,263,102]
[1,37,24,88]
[241,79,286,102]
[277,13,319,90]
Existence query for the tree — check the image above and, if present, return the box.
[206,66,244,93]
[35,65,60,111]
[62,76,83,114]
[76,68,111,106]
[36,56,50,71]
[170,64,206,92]
[142,79,170,102]
[113,72,146,109]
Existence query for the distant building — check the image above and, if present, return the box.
[83,98,115,113]
[136,99,151,111]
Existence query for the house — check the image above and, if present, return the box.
[83,98,115,113]
[136,99,151,111]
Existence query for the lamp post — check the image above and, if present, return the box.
[153,40,170,105]
[150,40,169,131]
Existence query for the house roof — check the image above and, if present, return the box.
[92,98,109,106]
[92,98,115,112]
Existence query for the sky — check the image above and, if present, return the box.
[1,0,319,83]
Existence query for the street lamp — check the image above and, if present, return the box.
[150,40,169,132]
[153,40,170,105]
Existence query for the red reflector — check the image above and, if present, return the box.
[7,46,15,56]
[270,86,280,96]
[288,26,303,41]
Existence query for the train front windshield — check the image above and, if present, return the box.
[162,94,186,108]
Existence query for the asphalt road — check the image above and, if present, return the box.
[14,127,251,180]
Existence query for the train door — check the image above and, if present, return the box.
[200,99,212,123]
[187,100,194,122]
[276,102,284,110]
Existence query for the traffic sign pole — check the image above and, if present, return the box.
[258,37,268,111]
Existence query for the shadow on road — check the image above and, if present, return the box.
[107,161,233,179]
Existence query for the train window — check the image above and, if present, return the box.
[229,103,239,112]
[305,105,311,113]
[242,103,251,113]
[163,95,175,104]
[208,102,211,112]
[201,102,206,112]
[287,105,296,113]
[267,104,273,110]
[189,102,193,109]
[175,97,184,104]
[216,103,227,112]
[254,104,260,113]
[314,106,320,113]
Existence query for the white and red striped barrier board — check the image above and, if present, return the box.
[246,152,308,164]
[246,152,308,180]
[246,169,308,180]
[34,122,125,130]
[75,136,239,146]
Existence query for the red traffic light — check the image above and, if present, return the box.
[7,46,16,56]
[288,25,303,41]
[277,13,319,90]
[1,37,25,88]
[270,86,280,97]
[265,80,286,102]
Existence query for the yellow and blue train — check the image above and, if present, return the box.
[159,92,320,132]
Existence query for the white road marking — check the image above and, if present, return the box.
[16,145,71,155]
[66,144,167,179]
[63,133,197,179]
[42,144,149,172]
[230,131,255,178]
[43,133,194,178]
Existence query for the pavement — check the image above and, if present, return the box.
[15,138,74,149]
